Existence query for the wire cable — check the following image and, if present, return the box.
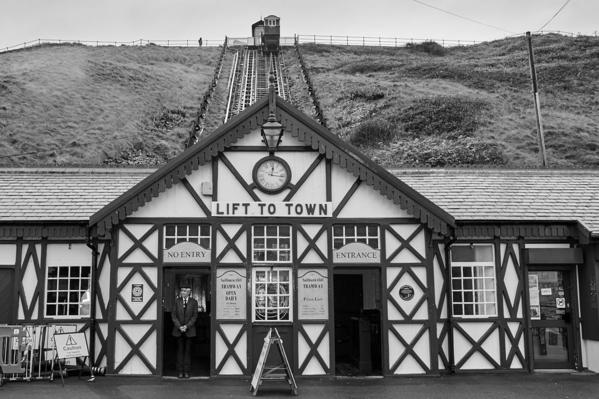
[409,0,516,34]
[537,0,572,32]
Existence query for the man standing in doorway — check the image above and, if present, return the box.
[172,283,198,378]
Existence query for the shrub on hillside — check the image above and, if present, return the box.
[398,96,489,138]
[406,41,446,56]
[349,118,395,146]
[339,61,396,74]
[384,137,505,167]
[349,88,385,101]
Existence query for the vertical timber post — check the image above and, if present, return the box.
[526,31,548,167]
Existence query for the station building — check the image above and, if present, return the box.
[2,89,599,377]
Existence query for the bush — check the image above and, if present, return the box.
[398,96,488,138]
[349,118,395,146]
[385,137,505,167]
[406,41,446,56]
[349,88,385,101]
[339,61,396,74]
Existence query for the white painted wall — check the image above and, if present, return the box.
[46,243,91,266]
[0,244,16,265]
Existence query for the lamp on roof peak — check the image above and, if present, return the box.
[261,72,284,154]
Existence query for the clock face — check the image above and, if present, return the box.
[253,156,291,194]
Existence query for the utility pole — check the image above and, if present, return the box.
[526,31,548,167]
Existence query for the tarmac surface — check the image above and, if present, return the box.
[2,372,599,399]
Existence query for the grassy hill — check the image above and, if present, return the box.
[292,34,599,167]
[0,44,219,166]
[1,34,598,167]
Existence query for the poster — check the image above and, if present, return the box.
[298,269,328,320]
[528,274,541,320]
[216,269,246,320]
[131,284,143,302]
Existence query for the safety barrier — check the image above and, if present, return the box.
[2,31,595,54]
[293,39,328,129]
[0,324,103,386]
[185,37,229,147]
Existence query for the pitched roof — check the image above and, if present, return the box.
[393,168,599,236]
[88,95,455,236]
[0,168,150,221]
[1,167,599,238]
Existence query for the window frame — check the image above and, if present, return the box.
[450,244,498,319]
[251,224,292,264]
[44,265,92,319]
[252,267,293,323]
[332,223,380,250]
[163,223,211,250]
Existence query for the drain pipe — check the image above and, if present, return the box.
[86,228,100,366]
[444,235,457,373]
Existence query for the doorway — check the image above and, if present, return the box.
[528,267,578,369]
[334,270,381,376]
[0,269,14,324]
[162,268,211,377]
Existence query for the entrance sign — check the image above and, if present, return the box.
[250,328,297,396]
[212,201,332,217]
[54,332,89,359]
[164,241,211,263]
[216,269,247,320]
[333,242,380,263]
[298,269,328,320]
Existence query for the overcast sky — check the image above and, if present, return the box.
[1,0,597,49]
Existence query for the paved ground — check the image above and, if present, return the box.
[2,372,599,399]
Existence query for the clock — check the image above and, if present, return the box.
[252,156,291,194]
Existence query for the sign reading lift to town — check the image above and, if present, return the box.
[212,202,333,217]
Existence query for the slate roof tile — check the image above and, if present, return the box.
[2,167,599,235]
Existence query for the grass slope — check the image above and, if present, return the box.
[0,44,219,166]
[295,34,599,167]
[1,35,598,168]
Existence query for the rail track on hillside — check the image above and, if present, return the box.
[224,47,289,123]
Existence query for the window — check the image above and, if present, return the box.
[164,224,211,249]
[252,225,291,263]
[451,244,497,317]
[253,268,292,322]
[45,266,91,317]
[333,224,380,250]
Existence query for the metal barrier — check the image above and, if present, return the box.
[0,325,27,385]
[0,324,89,386]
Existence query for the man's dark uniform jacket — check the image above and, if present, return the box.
[171,296,198,337]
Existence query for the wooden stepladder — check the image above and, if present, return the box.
[250,328,298,396]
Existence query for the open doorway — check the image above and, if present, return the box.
[163,268,211,377]
[334,270,382,376]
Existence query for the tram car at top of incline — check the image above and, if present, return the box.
[252,15,280,52]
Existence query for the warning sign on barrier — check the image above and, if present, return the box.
[54,332,89,359]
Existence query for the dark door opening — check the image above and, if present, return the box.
[334,272,381,376]
[162,269,211,377]
[0,269,15,324]
[528,267,578,369]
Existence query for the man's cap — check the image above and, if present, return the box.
[179,279,192,289]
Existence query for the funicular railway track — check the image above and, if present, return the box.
[224,47,289,122]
